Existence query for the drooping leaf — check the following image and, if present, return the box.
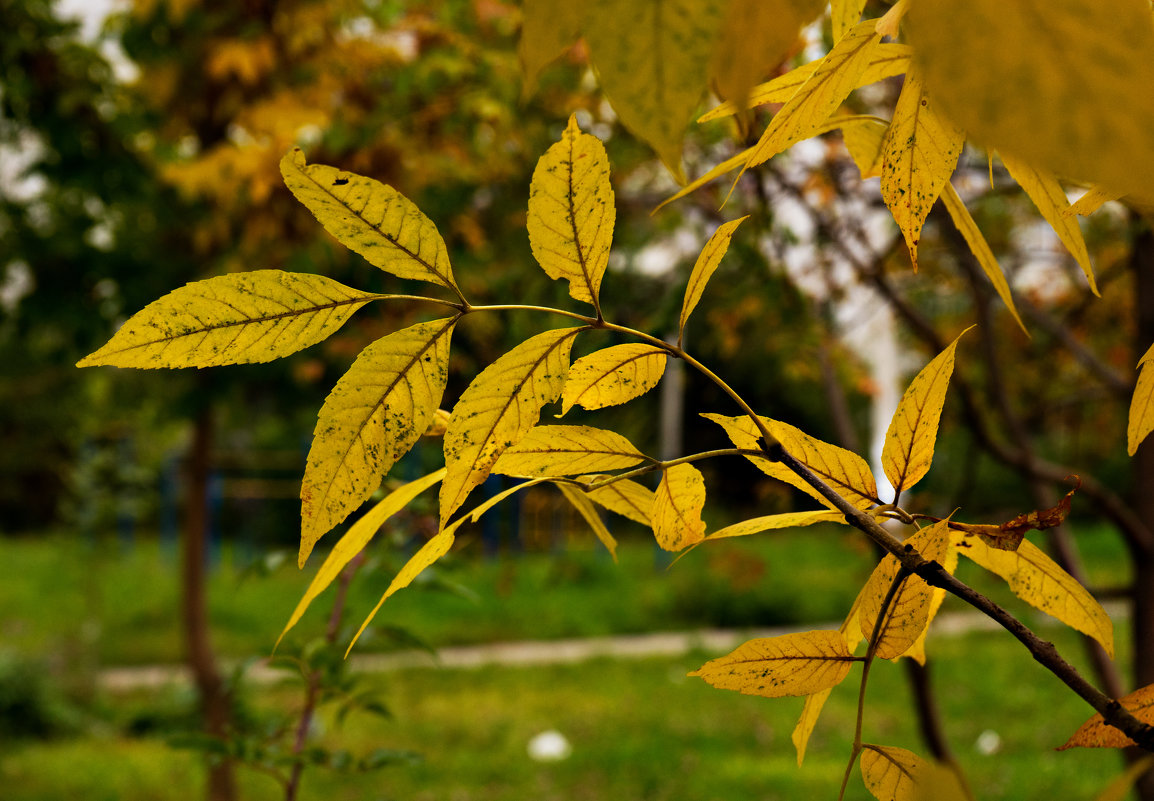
[1001,152,1098,295]
[580,476,656,525]
[706,510,846,540]
[77,270,377,369]
[280,149,458,292]
[906,0,1154,202]
[859,520,950,660]
[1128,343,1154,455]
[652,463,707,551]
[492,424,650,477]
[841,116,889,179]
[679,216,748,343]
[1059,683,1154,750]
[557,483,618,560]
[792,688,833,766]
[299,317,456,565]
[950,478,1080,552]
[653,148,753,212]
[689,630,856,698]
[527,115,616,309]
[584,0,724,180]
[957,536,1114,657]
[278,469,445,648]
[903,541,959,664]
[519,0,584,99]
[860,744,927,801]
[880,69,965,271]
[831,0,869,40]
[1066,186,1124,219]
[881,327,972,498]
[561,343,667,414]
[440,327,583,526]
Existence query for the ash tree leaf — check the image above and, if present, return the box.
[557,483,618,560]
[561,343,667,414]
[841,116,889,179]
[278,469,445,648]
[706,510,847,540]
[882,326,973,499]
[652,463,707,551]
[957,536,1114,658]
[880,69,965,272]
[528,115,616,309]
[792,688,834,766]
[439,327,583,526]
[280,149,458,293]
[1128,343,1154,456]
[77,270,378,369]
[518,0,584,99]
[679,216,748,343]
[689,630,856,698]
[860,744,928,801]
[579,476,656,525]
[299,317,457,566]
[903,541,959,665]
[1059,683,1154,750]
[491,424,651,477]
[831,0,869,41]
[584,0,724,181]
[1066,186,1124,219]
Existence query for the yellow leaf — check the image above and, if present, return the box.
[653,148,752,213]
[77,270,377,369]
[707,510,847,540]
[698,44,912,123]
[881,326,972,497]
[906,0,1154,202]
[860,744,928,801]
[298,317,457,566]
[742,21,883,172]
[940,184,1027,333]
[557,483,618,560]
[1001,152,1098,295]
[1088,755,1154,801]
[1059,683,1154,750]
[277,469,444,649]
[280,149,458,292]
[580,476,656,525]
[519,0,584,99]
[679,216,748,341]
[958,536,1114,657]
[841,116,889,179]
[912,762,971,801]
[880,69,965,271]
[689,630,856,697]
[1066,186,1124,219]
[903,541,959,664]
[492,424,651,477]
[652,463,707,551]
[831,0,869,40]
[527,116,616,309]
[440,327,583,526]
[792,687,833,765]
[561,343,667,414]
[584,0,724,180]
[1128,343,1154,455]
[859,520,950,660]
[704,414,879,510]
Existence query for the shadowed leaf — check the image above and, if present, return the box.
[557,483,618,560]
[1128,343,1154,455]
[861,744,927,801]
[1060,683,1154,750]
[519,0,583,99]
[580,476,656,525]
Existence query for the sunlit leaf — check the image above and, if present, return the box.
[652,463,707,551]
[77,270,377,369]
[882,326,972,497]
[1066,186,1124,219]
[1059,683,1154,750]
[689,630,856,697]
[831,0,869,40]
[299,317,456,565]
[519,0,583,99]
[1128,343,1154,455]
[653,148,752,212]
[557,483,618,560]
[492,424,650,477]
[580,476,656,525]
[280,149,458,291]
[679,216,748,342]
[706,510,846,540]
[792,688,833,765]
[880,69,965,272]
[841,116,889,179]
[903,542,959,664]
[528,115,616,308]
[561,343,667,414]
[440,327,583,525]
[860,744,927,801]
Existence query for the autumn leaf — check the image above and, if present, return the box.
[557,483,618,560]
[280,149,458,292]
[689,630,856,698]
[299,317,456,565]
[518,0,583,99]
[561,343,667,414]
[882,326,972,498]
[792,688,834,766]
[1060,683,1154,749]
[1128,343,1154,455]
[904,541,959,665]
[706,510,846,540]
[491,424,650,477]
[679,216,748,343]
[652,463,707,551]
[860,744,928,801]
[831,0,869,41]
[77,270,378,369]
[950,478,1080,552]
[841,116,889,179]
[580,476,656,525]
[527,115,615,310]
[653,148,753,213]
[440,327,583,526]
[1066,186,1124,219]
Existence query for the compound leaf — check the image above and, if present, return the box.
[652,463,707,551]
[492,424,650,477]
[680,216,748,342]
[561,343,667,414]
[689,630,856,698]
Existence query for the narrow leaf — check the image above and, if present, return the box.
[792,688,833,766]
[860,744,927,801]
[679,216,748,342]
[519,0,583,99]
[527,115,616,308]
[1059,683,1154,750]
[440,327,582,526]
[689,630,856,698]
[300,317,456,565]
[881,326,972,497]
[557,483,618,560]
[903,541,959,664]
[1087,755,1154,801]
[1065,186,1124,219]
[831,0,868,41]
[1128,343,1154,455]
[653,149,752,213]
[841,116,889,179]
[77,270,376,369]
[492,424,650,477]
[652,463,707,551]
[280,149,457,291]
[580,476,656,525]
[707,510,846,540]
[561,343,667,414]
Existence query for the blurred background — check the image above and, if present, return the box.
[1,0,1150,799]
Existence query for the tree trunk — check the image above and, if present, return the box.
[182,403,236,801]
